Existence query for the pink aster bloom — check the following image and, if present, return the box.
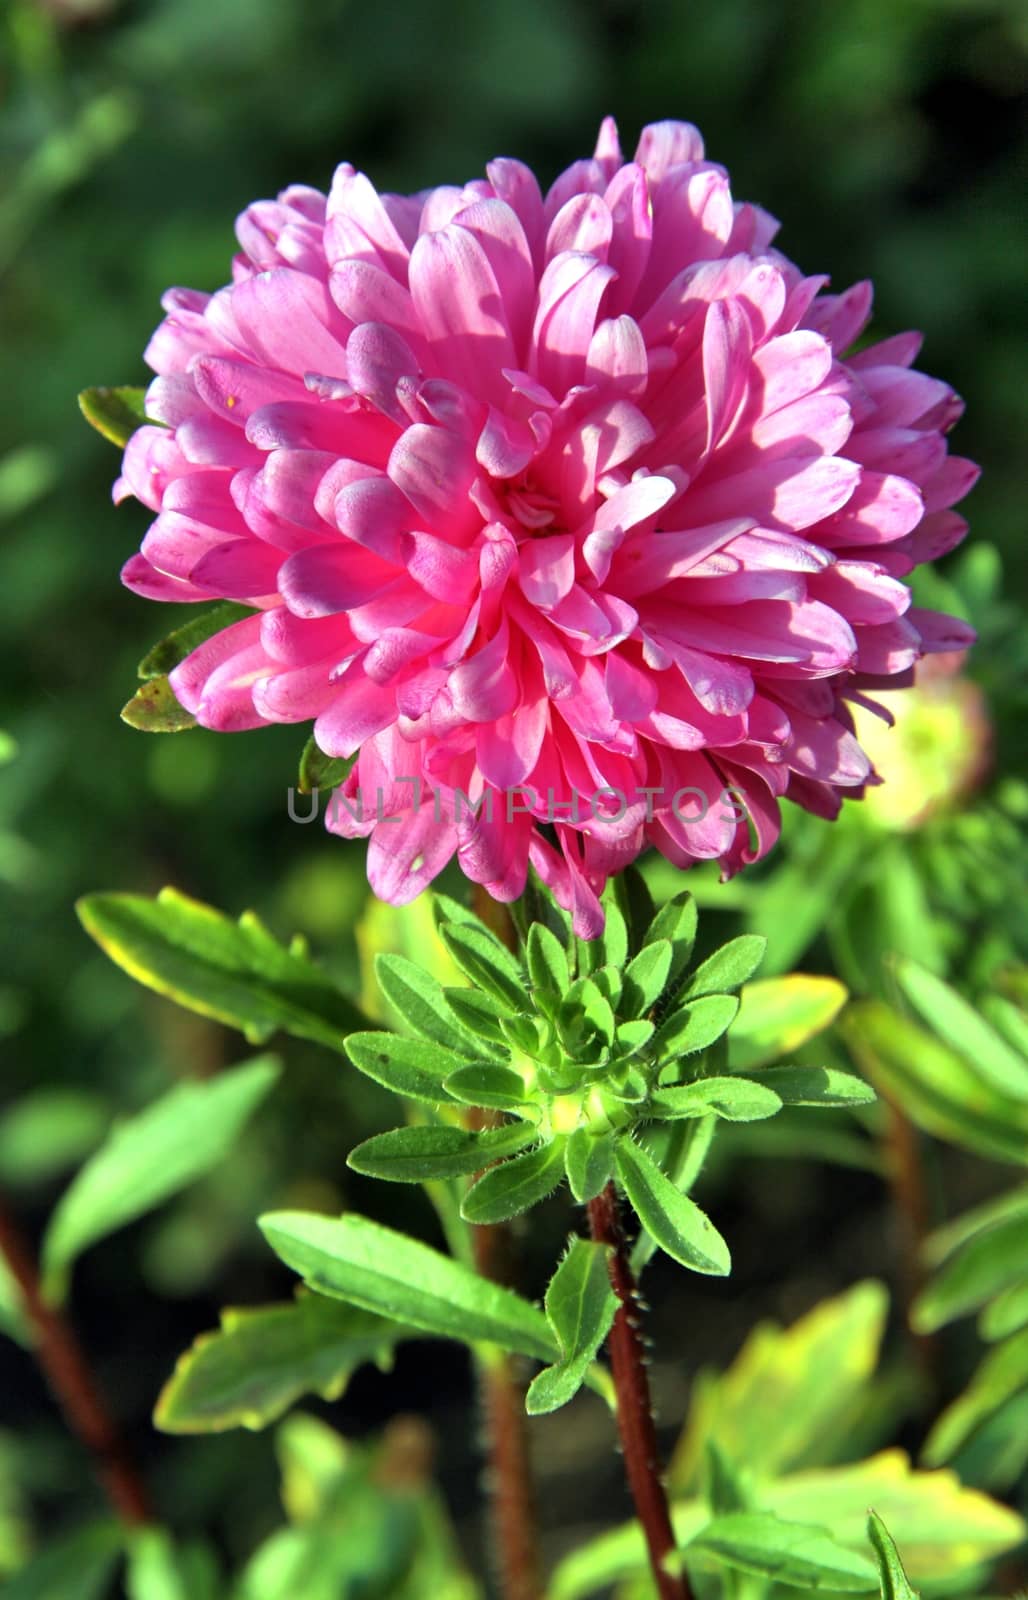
[117,117,976,936]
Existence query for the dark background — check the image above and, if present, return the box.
[0,0,1025,1587]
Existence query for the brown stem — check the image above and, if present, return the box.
[0,1197,151,1526]
[589,1183,689,1600]
[883,1093,940,1400]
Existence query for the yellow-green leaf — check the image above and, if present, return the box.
[729,975,849,1071]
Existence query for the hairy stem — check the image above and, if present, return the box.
[589,1183,689,1600]
[0,1197,151,1526]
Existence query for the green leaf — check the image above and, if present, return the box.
[895,959,1028,1103]
[526,923,569,1011]
[297,735,353,797]
[443,1063,532,1116]
[644,891,698,987]
[728,975,849,1072]
[78,384,150,446]
[0,1252,31,1347]
[650,1077,782,1123]
[259,1211,557,1362]
[438,923,525,1010]
[558,978,615,1059]
[2,1521,123,1600]
[344,1033,457,1105]
[652,995,739,1062]
[923,1328,1028,1465]
[615,1138,730,1276]
[42,1057,279,1291]
[526,1239,616,1415]
[621,939,673,1017]
[78,888,365,1050]
[0,1090,109,1188]
[137,603,254,680]
[461,1139,565,1224]
[608,865,656,958]
[753,1065,875,1108]
[375,954,478,1053]
[125,1528,221,1600]
[703,1440,751,1515]
[684,1510,878,1592]
[564,1128,615,1204]
[867,1512,919,1600]
[681,935,767,1000]
[580,896,628,974]
[980,1279,1028,1341]
[120,675,196,732]
[155,1294,405,1433]
[842,1002,1028,1165]
[443,987,512,1047]
[347,1122,535,1182]
[912,1210,1028,1333]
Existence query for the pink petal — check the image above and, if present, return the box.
[408,223,517,407]
[279,542,397,617]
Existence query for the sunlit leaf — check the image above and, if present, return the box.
[78,385,150,446]
[728,975,848,1071]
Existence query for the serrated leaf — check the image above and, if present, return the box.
[923,1328,1028,1465]
[438,923,525,1010]
[348,1122,535,1182]
[564,1128,615,1204]
[684,1510,878,1592]
[895,959,1028,1103]
[681,935,767,1000]
[259,1212,557,1362]
[155,1294,405,1433]
[621,939,673,1018]
[42,1057,279,1291]
[78,384,150,446]
[753,1065,875,1108]
[526,923,569,1011]
[443,1063,532,1116]
[912,1210,1028,1333]
[344,1033,457,1105]
[650,1077,782,1123]
[461,1139,565,1224]
[526,1239,616,1415]
[137,603,254,679]
[2,1520,123,1600]
[644,891,698,987]
[298,736,353,796]
[653,994,739,1062]
[375,954,478,1054]
[78,889,365,1049]
[120,675,196,732]
[615,1139,730,1276]
[868,1512,919,1600]
[728,975,848,1072]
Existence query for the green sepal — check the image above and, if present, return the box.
[298,736,354,796]
[120,675,196,732]
[78,384,152,446]
[615,1137,730,1277]
[461,1138,565,1224]
[137,603,254,679]
[347,1121,535,1182]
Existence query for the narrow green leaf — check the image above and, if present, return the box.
[615,1138,730,1276]
[155,1294,405,1433]
[137,603,254,679]
[78,384,150,446]
[653,994,739,1061]
[644,891,698,986]
[344,1032,456,1105]
[461,1139,565,1224]
[526,922,570,1010]
[923,1328,1028,1465]
[912,1211,1028,1333]
[443,986,513,1046]
[259,1212,557,1362]
[526,1239,616,1415]
[297,736,353,796]
[703,1441,751,1515]
[78,888,365,1049]
[895,959,1028,1103]
[438,923,526,1010]
[681,935,767,1000]
[43,1057,279,1290]
[348,1121,535,1182]
[608,865,656,958]
[120,675,196,732]
[580,896,629,975]
[621,939,673,1018]
[564,1128,615,1204]
[980,1280,1028,1342]
[754,1065,876,1108]
[650,1077,782,1123]
[443,1063,533,1116]
[375,954,478,1054]
[684,1510,878,1592]
[867,1511,920,1600]
[125,1529,221,1600]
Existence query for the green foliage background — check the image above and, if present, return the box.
[0,0,1025,1591]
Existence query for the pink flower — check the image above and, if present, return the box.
[118,118,976,936]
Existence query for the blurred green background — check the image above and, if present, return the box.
[0,0,1026,1591]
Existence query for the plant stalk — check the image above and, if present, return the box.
[589,1182,689,1600]
[0,1196,151,1526]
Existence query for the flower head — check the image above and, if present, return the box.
[119,117,976,935]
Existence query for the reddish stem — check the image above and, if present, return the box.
[589,1183,689,1600]
[0,1197,151,1525]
